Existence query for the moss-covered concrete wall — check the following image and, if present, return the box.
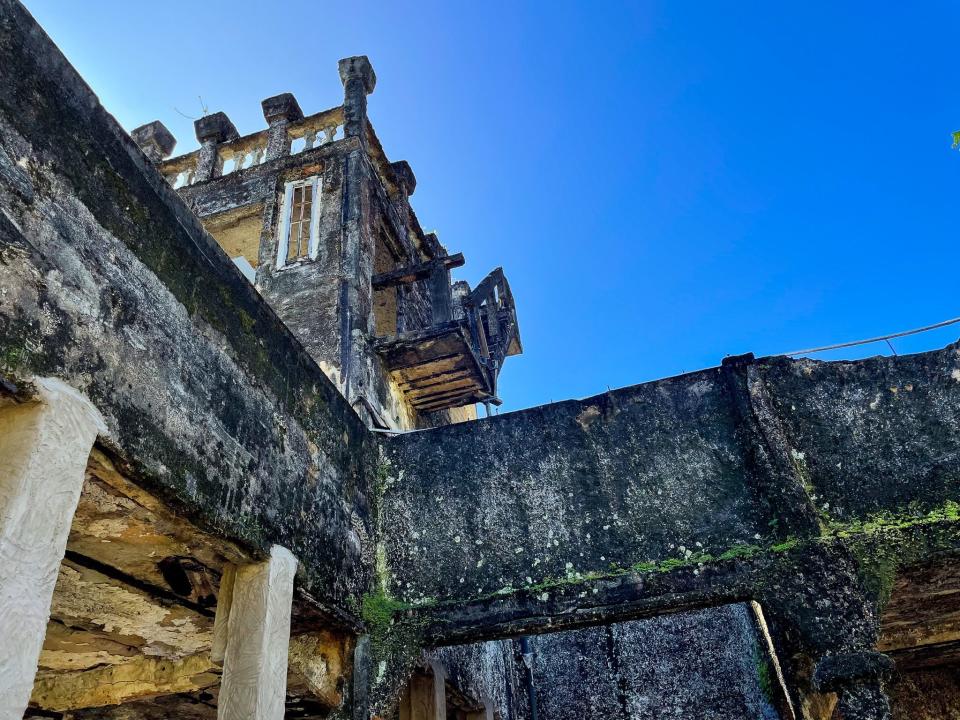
[380,364,769,604]
[380,346,960,607]
[0,0,378,613]
[758,351,960,522]
[525,604,785,720]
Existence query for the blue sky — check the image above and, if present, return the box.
[23,1,960,412]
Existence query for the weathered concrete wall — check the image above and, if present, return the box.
[427,639,524,720]
[375,347,960,717]
[380,346,960,605]
[527,604,785,720]
[380,363,771,604]
[422,604,791,720]
[0,0,377,611]
[758,350,960,523]
[178,138,354,392]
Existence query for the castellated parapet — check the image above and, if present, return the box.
[136,56,521,431]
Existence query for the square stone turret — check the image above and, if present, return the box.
[155,55,522,428]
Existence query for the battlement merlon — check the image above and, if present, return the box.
[338,55,375,141]
[261,92,304,161]
[130,120,175,162]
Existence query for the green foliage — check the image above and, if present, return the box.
[833,500,960,610]
[828,500,960,537]
[770,537,798,553]
[0,342,34,373]
[361,589,428,693]
[718,544,762,561]
[657,558,685,571]
[754,646,775,704]
[233,511,266,545]
[362,591,412,634]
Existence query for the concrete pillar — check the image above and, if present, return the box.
[194,111,239,183]
[338,56,376,139]
[429,662,447,720]
[813,651,894,720]
[216,545,298,720]
[0,378,106,720]
[399,664,446,720]
[351,635,372,720]
[261,93,303,161]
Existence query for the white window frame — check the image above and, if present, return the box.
[276,175,322,268]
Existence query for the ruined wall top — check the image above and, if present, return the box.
[146,56,401,194]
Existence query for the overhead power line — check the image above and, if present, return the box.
[783,314,960,357]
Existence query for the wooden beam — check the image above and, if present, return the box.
[407,378,479,402]
[372,253,465,289]
[392,355,474,383]
[399,369,477,392]
[413,392,482,412]
[383,351,464,374]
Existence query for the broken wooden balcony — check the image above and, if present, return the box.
[374,264,521,414]
[375,321,498,412]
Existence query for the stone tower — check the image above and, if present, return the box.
[134,56,521,431]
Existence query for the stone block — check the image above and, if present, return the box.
[130,120,176,161]
[338,56,376,94]
[261,93,304,124]
[194,111,239,144]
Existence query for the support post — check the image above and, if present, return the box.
[0,378,105,720]
[216,545,298,720]
[427,261,454,325]
[429,661,447,720]
[351,635,371,720]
